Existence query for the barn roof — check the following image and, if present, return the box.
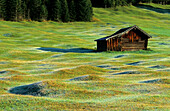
[95,25,152,41]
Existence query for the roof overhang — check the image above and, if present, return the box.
[95,25,152,41]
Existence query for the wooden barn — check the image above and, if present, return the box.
[95,25,152,51]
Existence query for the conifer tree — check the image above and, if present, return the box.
[90,0,142,7]
[67,0,76,21]
[0,0,6,19]
[107,0,113,7]
[60,0,69,22]
[48,0,61,21]
[5,0,22,21]
[39,4,48,21]
[29,0,42,21]
[22,0,31,20]
[21,0,27,20]
[17,0,22,20]
[103,0,107,7]
[75,0,93,21]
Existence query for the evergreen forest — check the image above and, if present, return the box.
[0,0,169,22]
[0,0,93,22]
[91,0,170,8]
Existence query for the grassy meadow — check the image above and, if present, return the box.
[0,3,170,110]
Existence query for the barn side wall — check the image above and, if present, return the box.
[121,30,148,51]
[107,37,121,51]
[144,39,148,50]
[97,41,107,51]
[96,28,150,52]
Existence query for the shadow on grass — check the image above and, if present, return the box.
[37,47,96,53]
[126,61,144,66]
[0,71,8,74]
[69,75,90,81]
[135,4,170,14]
[112,71,142,75]
[0,78,6,80]
[96,65,111,68]
[114,55,126,58]
[148,65,167,69]
[9,82,43,96]
[139,79,162,83]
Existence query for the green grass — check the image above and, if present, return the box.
[0,3,170,110]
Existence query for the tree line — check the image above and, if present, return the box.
[136,0,170,4]
[0,0,169,22]
[0,0,93,22]
[91,0,138,8]
[91,0,170,8]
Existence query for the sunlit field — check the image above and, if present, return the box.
[0,3,170,110]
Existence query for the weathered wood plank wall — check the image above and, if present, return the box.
[120,30,147,51]
[96,28,149,51]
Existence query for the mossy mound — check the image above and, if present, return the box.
[43,65,108,79]
[69,75,105,81]
[9,82,44,96]
[9,81,82,96]
[139,79,170,84]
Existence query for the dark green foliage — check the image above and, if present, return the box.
[91,0,105,7]
[137,0,170,5]
[152,0,170,4]
[75,0,93,21]
[5,0,22,21]
[0,0,6,19]
[0,0,169,22]
[60,0,70,22]
[29,0,48,21]
[0,0,94,22]
[91,0,170,7]
[67,0,76,22]
[47,0,61,21]
[39,4,48,21]
[22,0,31,20]
[107,0,113,7]
[21,0,27,19]
[29,0,42,21]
